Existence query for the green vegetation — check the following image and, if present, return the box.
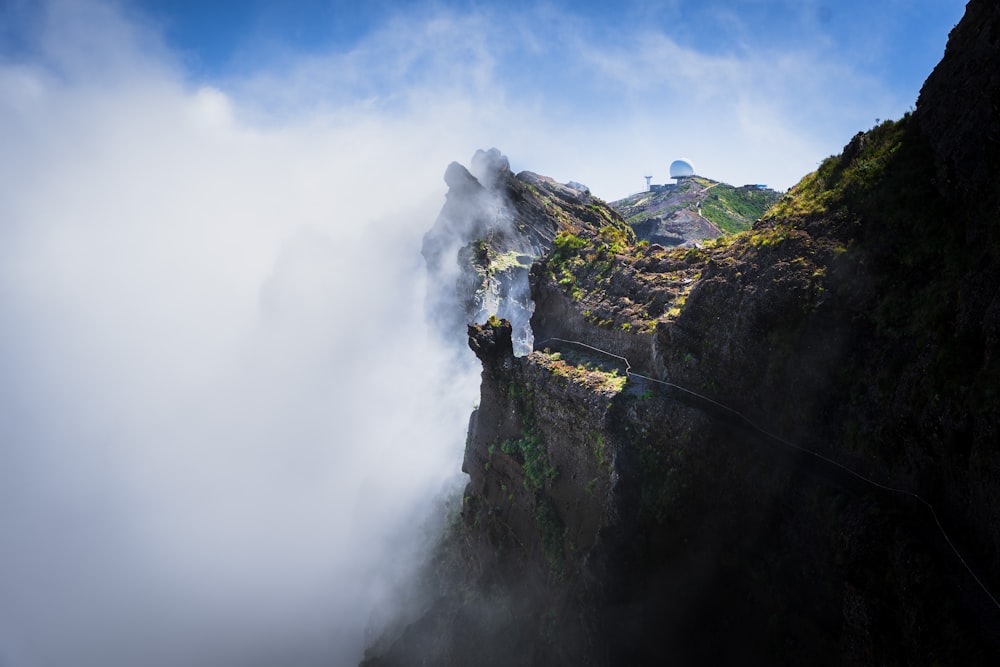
[590,432,610,471]
[546,232,590,300]
[534,498,566,580]
[665,293,688,319]
[765,116,910,221]
[468,238,535,280]
[498,383,558,492]
[702,233,739,251]
[747,223,796,248]
[552,231,588,258]
[766,112,958,344]
[524,174,635,242]
[501,432,556,492]
[597,225,631,253]
[544,226,640,303]
[616,178,778,238]
[758,111,976,464]
[620,180,701,227]
[700,184,780,234]
[540,349,627,394]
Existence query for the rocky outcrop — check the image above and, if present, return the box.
[463,319,623,592]
[422,148,630,352]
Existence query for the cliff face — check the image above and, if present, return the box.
[916,0,1000,221]
[365,1,1000,664]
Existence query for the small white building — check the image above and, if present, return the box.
[645,158,697,192]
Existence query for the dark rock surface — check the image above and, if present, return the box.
[916,0,1000,215]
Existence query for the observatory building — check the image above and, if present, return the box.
[669,158,696,181]
[645,158,698,192]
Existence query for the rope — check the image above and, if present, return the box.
[534,336,1000,612]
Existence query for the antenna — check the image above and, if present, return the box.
[644,175,652,191]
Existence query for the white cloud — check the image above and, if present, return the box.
[0,4,484,667]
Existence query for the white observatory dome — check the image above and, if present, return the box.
[669,158,696,179]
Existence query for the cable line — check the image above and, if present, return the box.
[534,336,1000,612]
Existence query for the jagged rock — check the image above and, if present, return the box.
[442,161,483,192]
[422,149,630,352]
[466,319,513,368]
[469,147,511,189]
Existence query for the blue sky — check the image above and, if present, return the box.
[143,0,964,184]
[1,0,966,196]
[0,1,971,665]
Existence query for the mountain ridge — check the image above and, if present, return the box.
[612,176,781,246]
[363,1,1000,663]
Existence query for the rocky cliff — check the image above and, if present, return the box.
[364,1,1000,664]
[422,148,631,353]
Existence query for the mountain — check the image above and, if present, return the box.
[364,1,1000,663]
[611,177,781,246]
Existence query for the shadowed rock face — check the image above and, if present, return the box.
[915,0,1000,217]
[365,3,1000,664]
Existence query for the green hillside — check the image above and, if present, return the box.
[611,178,781,245]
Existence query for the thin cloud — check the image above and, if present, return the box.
[567,25,899,189]
[196,2,921,196]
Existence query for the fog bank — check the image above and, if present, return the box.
[0,3,483,665]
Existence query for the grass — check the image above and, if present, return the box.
[764,116,911,222]
[540,349,628,394]
[700,184,780,234]
[747,223,796,248]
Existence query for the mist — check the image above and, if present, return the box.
[0,3,489,666]
[0,99,479,664]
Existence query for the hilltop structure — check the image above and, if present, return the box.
[645,157,697,193]
[613,173,780,246]
[668,158,696,180]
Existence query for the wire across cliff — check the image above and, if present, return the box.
[534,335,1000,614]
